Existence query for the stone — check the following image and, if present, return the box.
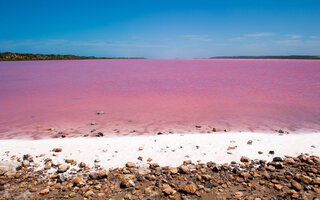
[274,184,283,190]
[178,165,189,173]
[247,140,253,145]
[138,156,143,161]
[120,175,135,188]
[240,156,250,162]
[234,192,243,198]
[96,111,104,115]
[84,190,94,197]
[73,177,84,185]
[69,192,76,198]
[90,121,96,125]
[269,150,275,155]
[39,188,49,195]
[273,157,283,162]
[57,165,68,173]
[79,162,86,168]
[96,132,104,137]
[147,158,152,162]
[162,184,175,195]
[313,177,320,185]
[258,151,263,154]
[291,180,302,191]
[179,183,197,194]
[212,128,217,132]
[126,162,136,168]
[52,148,62,152]
[301,175,312,184]
[137,167,150,175]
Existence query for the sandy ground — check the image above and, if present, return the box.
[0,132,319,170]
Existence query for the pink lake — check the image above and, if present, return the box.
[0,59,320,139]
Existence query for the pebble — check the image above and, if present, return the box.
[96,111,104,115]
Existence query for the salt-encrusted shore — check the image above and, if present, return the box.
[1,132,320,199]
[1,132,319,169]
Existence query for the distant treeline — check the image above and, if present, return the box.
[0,52,144,61]
[210,55,320,60]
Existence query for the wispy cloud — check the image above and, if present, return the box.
[311,36,320,39]
[182,34,212,42]
[288,34,303,39]
[244,32,275,37]
[229,37,245,41]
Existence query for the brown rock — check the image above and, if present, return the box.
[178,165,189,173]
[39,188,49,195]
[301,175,312,184]
[247,140,253,145]
[162,184,175,195]
[79,162,86,168]
[291,180,302,191]
[144,187,152,194]
[57,165,68,173]
[73,177,84,185]
[126,162,136,168]
[234,192,243,198]
[138,156,143,161]
[52,148,62,152]
[147,158,152,162]
[274,184,283,190]
[120,175,135,188]
[240,156,250,162]
[179,183,197,194]
[69,192,76,198]
[84,190,94,197]
[313,177,320,185]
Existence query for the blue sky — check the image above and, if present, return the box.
[0,0,320,58]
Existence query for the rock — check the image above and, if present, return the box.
[39,188,49,195]
[240,156,250,162]
[89,170,107,179]
[227,146,236,150]
[120,175,135,188]
[273,157,283,162]
[52,148,62,152]
[157,132,163,135]
[96,132,104,137]
[137,167,150,175]
[169,167,178,174]
[313,177,320,185]
[179,183,197,194]
[90,121,96,125]
[269,150,275,155]
[144,187,152,194]
[79,162,86,168]
[301,175,312,184]
[212,128,217,132]
[69,192,76,198]
[247,140,253,145]
[291,180,302,191]
[195,125,201,128]
[65,159,74,164]
[84,190,94,197]
[278,129,284,133]
[22,160,30,167]
[138,156,143,161]
[178,165,189,173]
[234,192,243,198]
[258,151,263,154]
[96,111,104,115]
[126,162,136,168]
[73,177,84,185]
[162,184,175,195]
[147,158,152,162]
[57,165,68,173]
[274,184,283,190]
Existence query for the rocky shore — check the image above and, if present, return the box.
[1,153,320,199]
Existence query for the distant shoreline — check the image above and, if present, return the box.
[1,52,320,61]
[0,52,143,61]
[210,55,320,60]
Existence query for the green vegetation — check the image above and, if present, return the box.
[0,52,143,61]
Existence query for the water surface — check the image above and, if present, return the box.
[0,59,319,139]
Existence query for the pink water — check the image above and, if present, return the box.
[0,59,320,139]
